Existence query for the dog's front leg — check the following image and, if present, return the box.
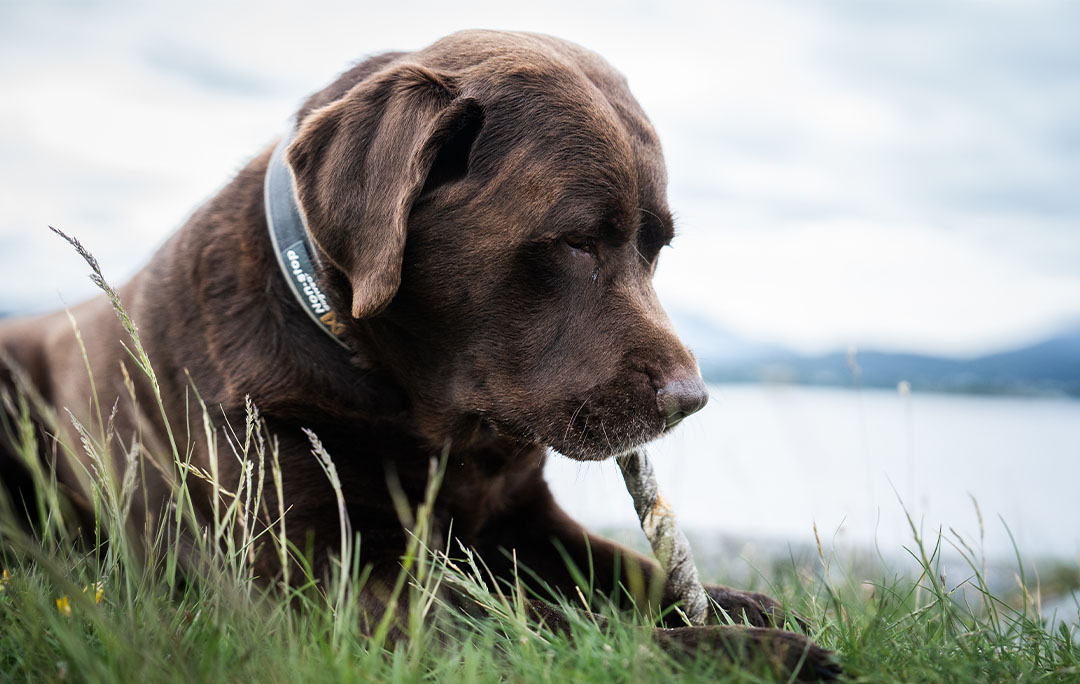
[476,498,838,681]
[474,491,662,609]
[524,598,839,681]
[477,492,803,629]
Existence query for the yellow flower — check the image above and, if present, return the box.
[0,568,10,592]
[84,581,104,604]
[56,595,71,617]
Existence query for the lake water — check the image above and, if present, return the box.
[545,384,1080,563]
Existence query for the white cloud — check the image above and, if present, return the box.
[656,217,1080,355]
[1,0,1078,354]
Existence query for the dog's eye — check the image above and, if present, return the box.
[563,235,596,256]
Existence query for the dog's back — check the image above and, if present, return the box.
[0,310,67,525]
[0,290,144,530]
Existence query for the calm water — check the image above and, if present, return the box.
[545,384,1080,561]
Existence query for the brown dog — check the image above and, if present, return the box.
[0,30,837,679]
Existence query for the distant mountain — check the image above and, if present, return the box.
[673,314,1080,397]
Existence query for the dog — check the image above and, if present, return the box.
[0,30,838,680]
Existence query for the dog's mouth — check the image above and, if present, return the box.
[463,366,708,462]
[541,375,708,461]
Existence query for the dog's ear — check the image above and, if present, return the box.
[287,63,483,319]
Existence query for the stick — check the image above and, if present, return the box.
[616,449,709,625]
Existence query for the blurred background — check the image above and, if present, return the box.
[2,1,1078,590]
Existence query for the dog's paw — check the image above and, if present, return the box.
[704,585,810,631]
[655,625,842,682]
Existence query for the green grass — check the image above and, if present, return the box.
[2,491,1078,684]
[1,232,1078,683]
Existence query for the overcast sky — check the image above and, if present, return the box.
[2,0,1078,356]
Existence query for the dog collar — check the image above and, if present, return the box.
[264,120,351,349]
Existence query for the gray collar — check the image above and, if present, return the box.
[264,120,350,349]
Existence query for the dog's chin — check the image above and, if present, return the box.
[474,413,664,462]
[474,391,671,462]
[544,421,667,462]
[549,444,624,462]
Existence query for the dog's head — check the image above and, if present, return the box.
[287,30,706,460]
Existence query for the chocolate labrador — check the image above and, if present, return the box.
[0,30,837,680]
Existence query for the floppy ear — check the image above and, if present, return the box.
[287,63,483,319]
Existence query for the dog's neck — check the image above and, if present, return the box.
[264,121,351,349]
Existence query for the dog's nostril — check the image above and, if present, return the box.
[656,376,709,430]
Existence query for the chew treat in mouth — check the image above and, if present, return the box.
[617,449,709,625]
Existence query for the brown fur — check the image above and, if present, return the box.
[0,31,837,680]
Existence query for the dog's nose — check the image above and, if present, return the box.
[656,376,709,430]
